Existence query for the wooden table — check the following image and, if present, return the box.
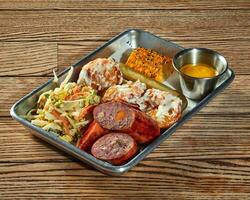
[0,1,250,199]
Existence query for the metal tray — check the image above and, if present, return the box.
[10,29,235,175]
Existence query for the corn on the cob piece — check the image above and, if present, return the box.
[125,47,173,82]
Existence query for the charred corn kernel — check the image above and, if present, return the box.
[125,48,173,82]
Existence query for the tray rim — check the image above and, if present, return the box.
[10,29,235,175]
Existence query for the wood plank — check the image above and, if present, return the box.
[0,0,248,10]
[0,10,249,42]
[1,75,248,117]
[1,113,250,162]
[0,42,57,76]
[0,40,247,77]
[57,40,249,75]
[0,159,250,199]
[0,77,49,116]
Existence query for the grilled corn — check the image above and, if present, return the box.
[125,47,173,82]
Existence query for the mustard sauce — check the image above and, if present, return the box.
[180,63,218,78]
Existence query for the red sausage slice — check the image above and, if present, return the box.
[77,120,108,151]
[91,132,138,165]
[93,101,160,144]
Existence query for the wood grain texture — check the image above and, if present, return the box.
[0,0,250,199]
[0,39,248,78]
[0,10,249,42]
[0,160,250,199]
[0,0,249,10]
[2,40,248,77]
[0,42,57,76]
[0,77,48,116]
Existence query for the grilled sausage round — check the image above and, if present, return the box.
[77,120,108,151]
[91,132,138,165]
[93,101,160,144]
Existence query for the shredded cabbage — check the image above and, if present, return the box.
[27,67,101,144]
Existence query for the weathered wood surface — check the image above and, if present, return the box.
[0,0,249,10]
[0,42,57,76]
[0,10,249,42]
[0,0,250,199]
[1,40,249,77]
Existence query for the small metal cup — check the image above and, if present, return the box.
[173,48,228,100]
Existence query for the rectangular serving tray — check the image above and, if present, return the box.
[10,29,235,175]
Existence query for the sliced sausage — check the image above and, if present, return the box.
[91,132,138,165]
[93,101,160,144]
[77,120,108,151]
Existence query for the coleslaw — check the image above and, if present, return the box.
[26,67,101,143]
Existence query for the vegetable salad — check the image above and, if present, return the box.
[27,67,100,143]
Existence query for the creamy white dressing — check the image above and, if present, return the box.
[113,80,146,96]
[142,88,182,122]
[155,93,182,122]
[103,80,147,109]
[77,58,123,91]
[78,69,90,85]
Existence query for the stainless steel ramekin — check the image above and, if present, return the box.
[173,48,228,100]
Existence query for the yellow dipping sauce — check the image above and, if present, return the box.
[180,63,218,78]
